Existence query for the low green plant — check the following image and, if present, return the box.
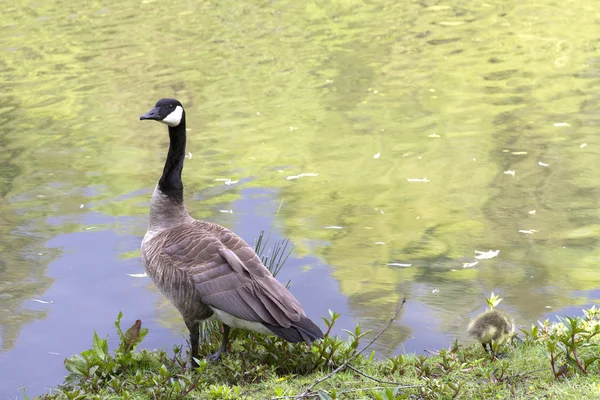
[416,376,462,399]
[414,355,432,378]
[207,384,240,399]
[485,292,503,310]
[520,323,540,344]
[370,386,411,400]
[385,354,408,376]
[519,306,600,379]
[254,229,293,281]
[50,306,369,399]
[63,312,148,386]
[40,304,600,400]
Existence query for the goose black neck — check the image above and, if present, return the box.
[158,121,186,204]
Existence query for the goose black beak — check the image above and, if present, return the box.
[140,106,161,121]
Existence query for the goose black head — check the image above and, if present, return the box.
[140,98,184,127]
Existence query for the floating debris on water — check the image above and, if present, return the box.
[185,152,193,159]
[553,122,570,127]
[529,210,536,215]
[432,288,439,294]
[387,263,412,267]
[31,298,53,304]
[286,173,319,180]
[437,20,466,26]
[324,226,344,229]
[580,143,588,148]
[85,226,96,230]
[373,152,381,159]
[80,204,84,208]
[214,178,239,185]
[428,133,441,138]
[219,209,233,214]
[407,177,430,182]
[127,273,148,278]
[48,352,62,355]
[538,161,549,167]
[475,249,500,260]
[511,151,528,155]
[374,241,386,245]
[504,170,515,176]
[463,260,479,268]
[519,229,538,235]
[289,126,298,131]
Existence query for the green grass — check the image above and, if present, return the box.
[36,332,600,400]
[33,233,600,399]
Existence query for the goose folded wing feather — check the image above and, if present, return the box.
[164,232,304,327]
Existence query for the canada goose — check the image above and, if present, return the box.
[139,98,324,366]
[467,309,515,352]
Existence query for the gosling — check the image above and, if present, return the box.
[467,309,515,352]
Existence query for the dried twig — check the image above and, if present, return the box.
[337,385,416,396]
[267,387,380,400]
[297,298,407,398]
[177,374,201,400]
[268,384,420,400]
[346,364,421,388]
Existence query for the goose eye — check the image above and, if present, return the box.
[168,104,174,109]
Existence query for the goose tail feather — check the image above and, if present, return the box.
[262,316,324,344]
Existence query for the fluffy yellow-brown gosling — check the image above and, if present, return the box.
[467,309,515,352]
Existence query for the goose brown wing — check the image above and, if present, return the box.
[161,228,305,328]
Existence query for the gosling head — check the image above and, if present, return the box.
[140,98,184,127]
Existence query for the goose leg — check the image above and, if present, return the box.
[207,324,230,362]
[481,343,488,353]
[186,320,200,368]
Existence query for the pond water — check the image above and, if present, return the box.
[2,0,600,397]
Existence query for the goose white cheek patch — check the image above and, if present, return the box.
[161,106,183,127]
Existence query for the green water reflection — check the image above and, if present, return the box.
[1,0,600,354]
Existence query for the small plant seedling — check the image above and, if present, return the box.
[486,292,503,310]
